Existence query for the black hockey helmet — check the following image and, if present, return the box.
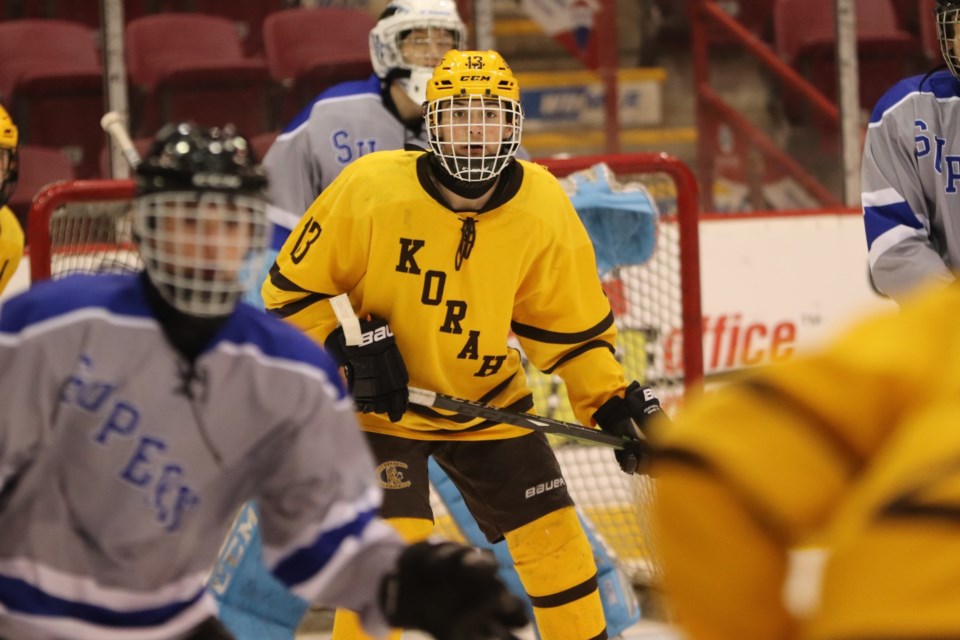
[135,122,267,197]
[133,122,270,317]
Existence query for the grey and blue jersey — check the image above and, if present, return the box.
[263,74,429,234]
[863,69,960,303]
[0,274,402,640]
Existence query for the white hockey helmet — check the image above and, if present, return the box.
[369,0,467,102]
[134,122,270,318]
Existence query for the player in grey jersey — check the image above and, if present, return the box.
[0,122,526,640]
[262,0,466,228]
[862,0,960,304]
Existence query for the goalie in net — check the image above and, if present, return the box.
[0,121,526,640]
[262,49,669,640]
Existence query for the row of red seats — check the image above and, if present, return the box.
[2,6,376,227]
[681,0,931,130]
[774,0,922,126]
[687,0,933,56]
[8,132,281,229]
[2,1,302,55]
[0,8,375,183]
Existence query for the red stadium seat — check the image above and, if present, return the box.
[263,7,375,121]
[10,144,75,231]
[890,0,921,33]
[178,0,292,56]
[0,20,105,179]
[126,13,271,138]
[774,0,918,124]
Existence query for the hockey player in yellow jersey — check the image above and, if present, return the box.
[263,50,663,640]
[0,103,22,296]
[652,281,960,640]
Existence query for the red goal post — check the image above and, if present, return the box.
[28,179,137,282]
[537,152,704,404]
[27,152,703,584]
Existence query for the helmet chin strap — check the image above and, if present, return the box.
[397,67,434,104]
[384,68,425,126]
[428,153,498,199]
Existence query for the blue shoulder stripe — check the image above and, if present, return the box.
[214,304,346,398]
[0,274,152,333]
[0,573,204,627]
[271,507,377,588]
[870,69,960,124]
[864,201,923,246]
[281,75,382,134]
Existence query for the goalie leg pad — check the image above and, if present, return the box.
[505,506,607,640]
[330,517,433,640]
[209,503,308,640]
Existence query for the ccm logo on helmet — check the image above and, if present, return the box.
[460,74,491,82]
[360,325,394,346]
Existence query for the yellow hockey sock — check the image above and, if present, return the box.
[505,506,607,640]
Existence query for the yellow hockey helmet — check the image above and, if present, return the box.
[425,49,520,102]
[0,103,19,208]
[424,50,523,183]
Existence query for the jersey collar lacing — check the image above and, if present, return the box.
[455,217,476,271]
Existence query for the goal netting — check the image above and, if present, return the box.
[28,153,702,586]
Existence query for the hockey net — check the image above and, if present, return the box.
[28,153,702,585]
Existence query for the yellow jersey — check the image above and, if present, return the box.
[0,205,23,295]
[653,282,960,639]
[263,151,627,440]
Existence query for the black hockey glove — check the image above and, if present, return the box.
[324,316,409,422]
[592,380,665,475]
[380,541,529,640]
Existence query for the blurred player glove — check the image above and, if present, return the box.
[380,541,529,640]
[325,316,409,422]
[593,381,664,474]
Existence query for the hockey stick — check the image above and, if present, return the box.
[407,387,630,449]
[327,294,629,449]
[101,111,141,169]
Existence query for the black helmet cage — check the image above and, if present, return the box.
[0,146,18,208]
[937,0,960,79]
[134,122,270,317]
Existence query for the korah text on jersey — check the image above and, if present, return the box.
[287,217,511,378]
[393,235,508,378]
